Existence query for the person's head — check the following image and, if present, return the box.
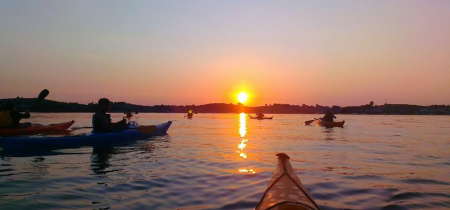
[98,98,111,112]
[327,109,333,114]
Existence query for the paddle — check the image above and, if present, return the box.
[71,125,157,134]
[305,119,316,125]
[29,89,49,110]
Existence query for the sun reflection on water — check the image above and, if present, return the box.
[239,113,247,138]
[238,169,255,174]
[237,113,255,174]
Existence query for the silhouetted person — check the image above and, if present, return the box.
[0,102,30,128]
[92,98,127,132]
[126,109,133,119]
[322,110,336,122]
[187,110,193,118]
[256,112,265,119]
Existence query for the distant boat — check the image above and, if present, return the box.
[248,114,273,120]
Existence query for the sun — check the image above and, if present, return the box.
[237,92,248,104]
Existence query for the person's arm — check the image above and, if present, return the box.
[10,110,30,120]
[110,118,127,128]
[104,114,126,128]
[333,114,337,119]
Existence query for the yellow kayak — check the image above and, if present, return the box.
[255,153,321,210]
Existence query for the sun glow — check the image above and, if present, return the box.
[237,92,248,104]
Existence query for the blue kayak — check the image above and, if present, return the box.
[0,121,172,149]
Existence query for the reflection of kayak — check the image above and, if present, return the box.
[256,153,321,210]
[0,121,75,137]
[248,114,273,120]
[0,121,172,149]
[315,119,345,128]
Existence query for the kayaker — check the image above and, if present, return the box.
[187,110,193,118]
[0,102,31,128]
[92,98,127,132]
[322,110,336,122]
[126,109,133,119]
[256,112,265,119]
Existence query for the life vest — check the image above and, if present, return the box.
[0,110,13,127]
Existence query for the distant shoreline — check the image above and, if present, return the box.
[1,98,449,115]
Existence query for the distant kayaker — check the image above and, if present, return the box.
[256,112,265,119]
[322,110,336,122]
[92,98,127,132]
[187,110,193,118]
[0,102,30,128]
[126,109,133,119]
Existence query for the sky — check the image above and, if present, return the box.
[1,0,449,106]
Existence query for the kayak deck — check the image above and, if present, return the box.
[0,121,75,137]
[315,119,345,128]
[256,153,321,210]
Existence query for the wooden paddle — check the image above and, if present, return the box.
[29,89,49,110]
[71,125,157,134]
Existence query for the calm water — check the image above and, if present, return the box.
[1,113,449,210]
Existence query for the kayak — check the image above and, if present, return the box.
[0,121,172,149]
[315,119,345,128]
[0,121,75,137]
[255,153,321,210]
[248,114,273,120]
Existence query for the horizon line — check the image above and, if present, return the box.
[1,97,448,107]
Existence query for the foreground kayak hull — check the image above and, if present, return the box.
[256,153,321,210]
[0,121,172,149]
[248,114,273,120]
[315,119,345,128]
[0,121,75,137]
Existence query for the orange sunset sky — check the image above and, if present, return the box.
[1,1,449,106]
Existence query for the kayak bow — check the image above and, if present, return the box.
[255,153,321,210]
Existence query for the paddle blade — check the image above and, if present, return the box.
[305,120,315,125]
[135,125,157,134]
[37,89,50,102]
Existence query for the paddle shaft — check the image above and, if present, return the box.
[71,125,157,134]
[304,119,315,125]
[72,126,137,130]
